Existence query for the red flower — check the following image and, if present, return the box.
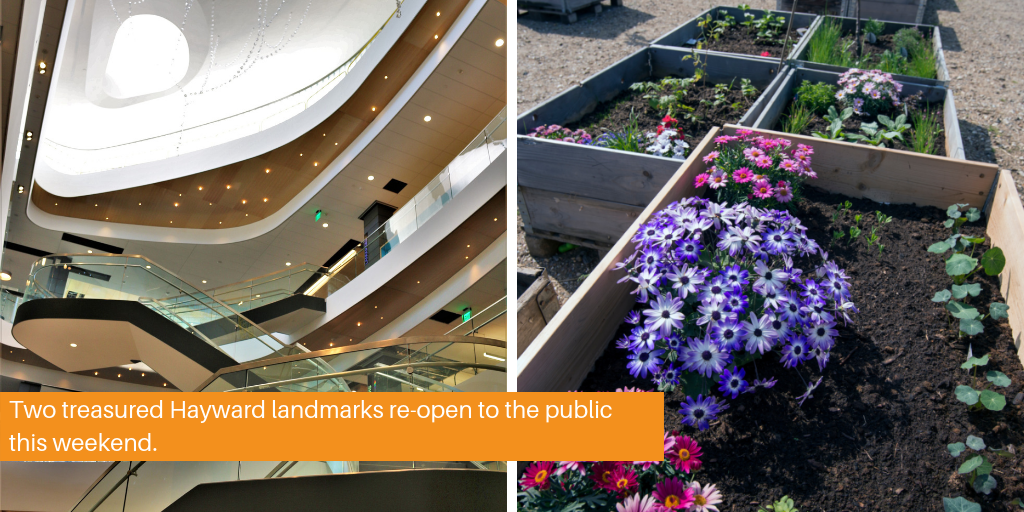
[760,51,771,57]
[657,125,665,136]
[520,461,554,490]
[662,115,678,127]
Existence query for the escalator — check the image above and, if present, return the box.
[10,254,343,391]
[70,461,504,512]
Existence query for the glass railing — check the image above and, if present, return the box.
[71,460,503,512]
[364,106,507,267]
[17,254,338,377]
[0,288,21,322]
[444,297,507,339]
[198,336,506,393]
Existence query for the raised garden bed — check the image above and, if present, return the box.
[651,6,818,61]
[517,267,560,357]
[517,123,1023,511]
[517,47,786,252]
[777,0,927,24]
[754,67,964,159]
[516,0,621,24]
[796,15,949,86]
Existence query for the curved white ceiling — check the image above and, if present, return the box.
[34,0,414,196]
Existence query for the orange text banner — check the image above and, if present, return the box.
[0,392,663,461]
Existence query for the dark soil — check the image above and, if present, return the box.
[701,26,796,59]
[776,100,948,157]
[571,81,759,148]
[579,188,1024,512]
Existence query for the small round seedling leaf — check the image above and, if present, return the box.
[960,318,984,336]
[972,474,997,495]
[951,283,982,298]
[947,442,966,457]
[986,370,1011,387]
[942,497,981,512]
[990,302,1009,320]
[966,208,981,222]
[944,219,955,228]
[961,354,989,369]
[976,457,993,476]
[947,301,980,320]
[947,204,962,219]
[946,254,978,277]
[965,435,986,451]
[964,236,986,245]
[981,247,1006,276]
[979,390,1006,411]
[955,385,979,405]
[928,241,951,254]
[932,289,952,302]
[958,454,984,474]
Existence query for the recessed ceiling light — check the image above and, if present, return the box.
[95,372,98,375]
[375,306,377,309]
[467,244,470,248]
[70,343,77,347]
[94,204,98,207]
[299,153,303,156]
[436,11,440,15]
[495,38,505,47]
[139,203,142,205]
[117,374,121,378]
[266,168,271,173]
[384,75,388,79]
[242,199,247,204]
[434,34,439,39]
[330,342,334,347]
[368,176,375,181]
[357,322,361,326]
[202,280,207,283]
[465,256,469,259]
[198,186,203,190]
[146,265,151,269]
[174,202,179,207]
[417,281,420,284]
[371,106,376,111]
[424,115,432,122]
[314,162,318,166]
[263,198,268,202]
[39,61,46,69]
[17,186,24,193]
[87,250,93,253]
[163,383,167,387]
[141,373,145,376]
[322,223,329,228]
[494,218,498,221]
[0,271,11,281]
[39,69,45,74]
[286,262,291,266]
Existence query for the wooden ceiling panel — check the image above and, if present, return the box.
[29,0,502,232]
[448,39,506,80]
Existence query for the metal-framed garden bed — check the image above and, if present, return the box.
[752,66,964,159]
[516,0,622,24]
[517,124,1015,392]
[650,6,819,62]
[517,47,789,253]
[776,0,926,24]
[794,14,948,86]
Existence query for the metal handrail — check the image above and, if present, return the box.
[139,297,221,350]
[444,297,506,336]
[78,461,146,512]
[222,361,506,392]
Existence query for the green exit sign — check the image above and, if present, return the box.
[315,209,322,221]
[462,310,472,322]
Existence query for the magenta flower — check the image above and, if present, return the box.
[694,173,710,188]
[708,170,728,189]
[775,182,794,202]
[702,151,720,164]
[797,143,814,155]
[743,147,765,161]
[779,159,798,172]
[732,167,754,183]
[752,179,774,199]
[754,155,773,169]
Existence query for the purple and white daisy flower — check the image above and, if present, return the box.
[717,367,749,399]
[709,319,746,352]
[742,312,778,354]
[627,347,665,379]
[644,293,686,336]
[679,394,728,430]
[667,264,705,299]
[681,337,731,377]
[780,336,811,368]
[806,320,838,350]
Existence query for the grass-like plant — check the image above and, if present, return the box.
[781,103,813,134]
[795,80,837,115]
[595,109,646,154]
[877,49,909,75]
[806,18,853,67]
[927,204,1008,337]
[911,108,943,154]
[906,40,938,79]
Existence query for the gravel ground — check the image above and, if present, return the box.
[517,0,1024,306]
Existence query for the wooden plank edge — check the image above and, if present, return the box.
[944,89,965,160]
[984,169,1024,370]
[517,128,722,391]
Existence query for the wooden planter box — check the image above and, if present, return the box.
[517,124,1019,392]
[650,6,819,62]
[517,0,622,23]
[795,15,948,86]
[517,267,560,357]
[752,66,964,159]
[518,47,788,252]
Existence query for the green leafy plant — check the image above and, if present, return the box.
[832,230,845,243]
[893,27,926,52]
[630,77,698,119]
[847,118,905,147]
[782,104,813,134]
[812,106,853,140]
[953,346,1012,412]
[596,109,646,154]
[848,225,861,244]
[893,27,937,79]
[877,113,911,142]
[942,497,981,512]
[806,18,855,67]
[747,10,786,43]
[831,200,853,225]
[863,19,885,36]
[795,81,837,116]
[875,211,892,224]
[928,204,1008,337]
[740,78,759,98]
[911,108,944,155]
[948,435,1015,495]
[699,10,737,41]
[758,496,798,512]
[877,49,909,75]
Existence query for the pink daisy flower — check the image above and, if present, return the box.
[702,151,720,164]
[708,170,729,189]
[792,151,811,165]
[775,181,794,202]
[714,135,736,145]
[754,155,773,169]
[752,179,774,199]
[617,494,658,512]
[694,173,710,188]
[520,461,554,490]
[688,482,723,512]
[554,461,586,476]
[779,159,798,172]
[736,129,753,137]
[797,143,814,154]
[732,167,754,183]
[653,478,696,510]
[668,435,704,473]
[743,147,765,161]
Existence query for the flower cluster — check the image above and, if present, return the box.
[834,69,903,116]
[518,433,723,512]
[612,198,857,430]
[528,124,595,144]
[645,116,690,160]
[694,130,816,208]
